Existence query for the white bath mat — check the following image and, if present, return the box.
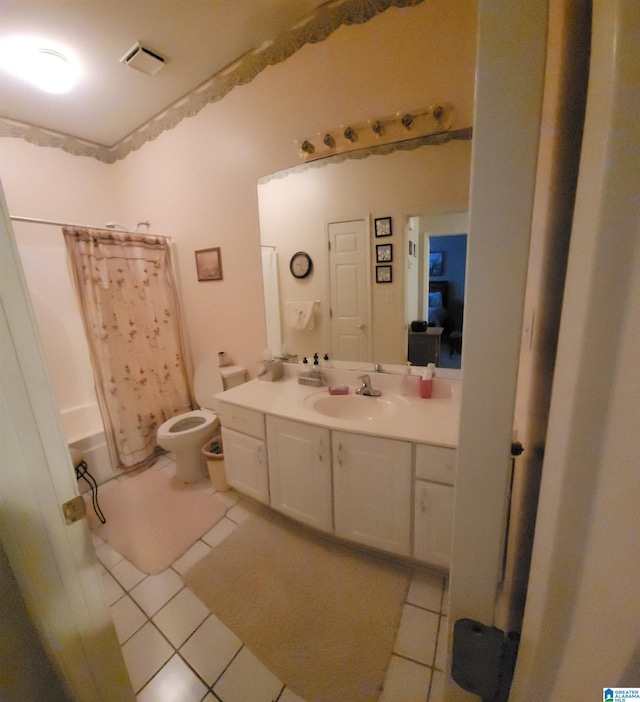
[87,467,227,574]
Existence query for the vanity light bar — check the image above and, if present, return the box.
[296,104,454,162]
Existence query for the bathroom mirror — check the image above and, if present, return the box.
[257,136,471,372]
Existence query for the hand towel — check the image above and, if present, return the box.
[285,301,316,331]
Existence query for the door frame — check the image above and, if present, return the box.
[446,1,549,698]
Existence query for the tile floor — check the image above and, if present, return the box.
[92,454,448,702]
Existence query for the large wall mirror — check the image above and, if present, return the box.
[257,135,471,372]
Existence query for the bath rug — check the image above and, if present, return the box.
[86,468,227,574]
[183,506,411,702]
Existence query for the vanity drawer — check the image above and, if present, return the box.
[217,402,265,439]
[415,444,456,485]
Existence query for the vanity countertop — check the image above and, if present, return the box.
[214,369,460,448]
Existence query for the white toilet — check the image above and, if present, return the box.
[157,359,246,483]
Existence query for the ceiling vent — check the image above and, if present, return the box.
[120,43,166,76]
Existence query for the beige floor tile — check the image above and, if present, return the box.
[226,498,259,524]
[441,584,449,615]
[213,646,283,702]
[95,541,124,569]
[109,557,146,591]
[279,687,307,702]
[100,570,124,606]
[152,587,210,648]
[120,621,173,692]
[153,455,175,472]
[434,616,448,670]
[179,614,242,686]
[379,654,432,702]
[429,669,445,701]
[406,569,445,612]
[171,539,212,575]
[212,489,242,510]
[394,603,440,666]
[110,594,146,644]
[136,653,208,702]
[129,568,184,616]
[201,516,238,548]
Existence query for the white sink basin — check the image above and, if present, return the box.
[303,392,402,421]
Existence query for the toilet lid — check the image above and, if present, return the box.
[193,357,224,410]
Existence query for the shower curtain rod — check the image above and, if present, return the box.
[9,215,168,239]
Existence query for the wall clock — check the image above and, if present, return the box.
[290,251,313,279]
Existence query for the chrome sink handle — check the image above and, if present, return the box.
[355,374,382,397]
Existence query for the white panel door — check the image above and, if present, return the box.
[333,431,411,556]
[222,427,270,504]
[266,416,332,532]
[328,219,371,362]
[1,192,134,701]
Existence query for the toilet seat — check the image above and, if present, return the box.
[156,409,218,441]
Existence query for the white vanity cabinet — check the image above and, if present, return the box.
[266,416,332,533]
[413,444,456,567]
[218,403,270,504]
[332,431,412,556]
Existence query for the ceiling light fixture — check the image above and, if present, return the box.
[0,37,80,93]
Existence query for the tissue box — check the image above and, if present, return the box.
[258,361,284,382]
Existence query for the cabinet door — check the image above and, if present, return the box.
[333,431,411,556]
[415,443,457,485]
[266,416,332,532]
[221,427,269,504]
[414,480,454,569]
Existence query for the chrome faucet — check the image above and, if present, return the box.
[355,374,382,397]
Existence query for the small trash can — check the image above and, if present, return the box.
[202,434,229,491]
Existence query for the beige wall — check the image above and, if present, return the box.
[0,0,477,395]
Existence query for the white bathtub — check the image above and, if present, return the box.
[63,403,117,488]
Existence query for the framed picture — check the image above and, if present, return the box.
[195,247,223,281]
[429,251,444,277]
[376,265,393,283]
[374,216,392,237]
[376,243,393,263]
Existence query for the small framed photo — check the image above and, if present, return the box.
[195,247,223,281]
[374,216,392,237]
[376,243,393,263]
[429,251,444,277]
[376,265,393,283]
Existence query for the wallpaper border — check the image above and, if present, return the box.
[0,0,425,164]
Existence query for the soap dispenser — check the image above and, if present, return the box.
[419,364,433,399]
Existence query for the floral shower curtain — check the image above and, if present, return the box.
[63,227,194,471]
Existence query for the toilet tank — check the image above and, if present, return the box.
[220,365,247,390]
